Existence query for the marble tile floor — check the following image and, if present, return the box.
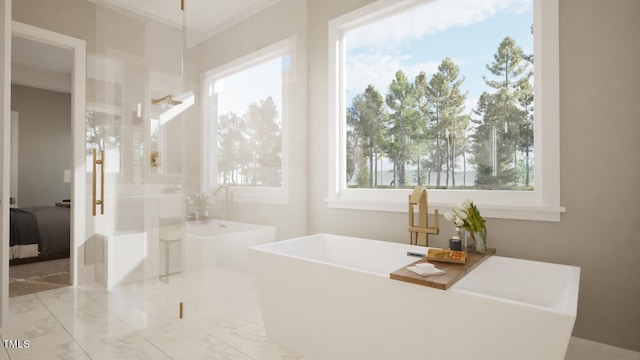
[0,264,593,360]
[0,266,305,360]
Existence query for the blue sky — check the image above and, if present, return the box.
[345,0,533,115]
[216,55,283,121]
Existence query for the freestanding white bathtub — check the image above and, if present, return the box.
[250,233,580,360]
[184,220,277,271]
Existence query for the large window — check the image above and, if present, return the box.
[203,38,295,203]
[329,0,563,221]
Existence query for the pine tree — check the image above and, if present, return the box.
[424,58,469,188]
[347,85,387,187]
[246,97,281,186]
[217,111,246,185]
[217,97,282,186]
[517,49,534,188]
[472,37,530,188]
[384,70,421,188]
[414,71,432,186]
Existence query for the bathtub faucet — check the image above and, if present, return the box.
[212,184,230,219]
[408,186,439,246]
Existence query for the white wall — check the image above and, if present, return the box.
[11,84,71,206]
[9,0,640,353]
[306,0,640,352]
[191,0,308,241]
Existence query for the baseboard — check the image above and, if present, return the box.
[566,337,640,360]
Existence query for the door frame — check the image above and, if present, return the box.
[10,21,87,287]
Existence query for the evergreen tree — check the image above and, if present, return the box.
[384,70,421,188]
[346,129,356,183]
[472,37,530,188]
[517,51,534,188]
[217,112,246,185]
[424,58,469,188]
[217,97,281,186]
[246,97,281,186]
[347,85,387,187]
[413,71,433,186]
[354,148,370,187]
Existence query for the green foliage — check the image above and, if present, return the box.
[344,36,534,190]
[217,97,282,187]
[355,149,370,187]
[347,85,387,187]
[423,58,470,188]
[384,70,422,187]
[471,37,533,189]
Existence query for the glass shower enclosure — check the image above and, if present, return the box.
[85,0,192,288]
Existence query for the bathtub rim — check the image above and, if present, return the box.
[184,219,277,238]
[250,233,422,278]
[451,255,581,316]
[250,232,581,316]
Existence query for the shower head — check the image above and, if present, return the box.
[152,91,195,126]
[152,95,183,106]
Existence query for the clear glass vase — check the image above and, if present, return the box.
[465,228,487,254]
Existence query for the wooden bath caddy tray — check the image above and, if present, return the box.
[390,248,496,290]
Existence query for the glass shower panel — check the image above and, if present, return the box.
[86,0,304,333]
[90,1,188,288]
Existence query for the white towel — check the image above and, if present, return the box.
[407,265,445,277]
[415,262,435,270]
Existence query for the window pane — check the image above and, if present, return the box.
[210,56,284,188]
[344,0,534,190]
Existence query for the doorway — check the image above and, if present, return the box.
[7,21,87,301]
[7,106,71,296]
[9,30,74,296]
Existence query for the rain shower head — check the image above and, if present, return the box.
[152,95,183,106]
[151,91,195,126]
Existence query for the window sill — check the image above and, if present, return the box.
[228,187,289,205]
[327,197,565,222]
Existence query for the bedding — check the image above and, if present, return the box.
[10,206,70,262]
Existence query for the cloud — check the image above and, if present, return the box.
[348,0,532,49]
[346,50,440,97]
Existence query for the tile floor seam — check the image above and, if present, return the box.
[34,291,93,360]
[129,324,175,360]
[83,288,177,360]
[213,333,254,360]
[134,311,251,360]
[5,268,304,359]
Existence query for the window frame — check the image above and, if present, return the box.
[202,37,296,204]
[327,0,564,221]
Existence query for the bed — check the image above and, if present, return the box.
[10,206,70,264]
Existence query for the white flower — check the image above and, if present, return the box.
[454,217,464,226]
[456,210,468,220]
[444,211,456,221]
[461,200,472,210]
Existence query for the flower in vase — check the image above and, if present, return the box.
[450,199,485,234]
[186,192,210,215]
[444,210,466,227]
[445,199,488,252]
[444,211,456,222]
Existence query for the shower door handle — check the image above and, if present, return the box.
[92,149,104,216]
